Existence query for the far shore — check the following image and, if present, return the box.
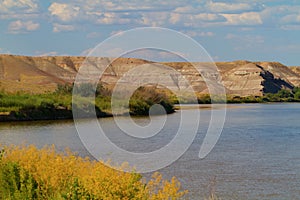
[1,102,300,123]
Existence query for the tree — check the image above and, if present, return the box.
[292,87,300,99]
[276,89,292,98]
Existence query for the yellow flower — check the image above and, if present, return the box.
[0,144,187,199]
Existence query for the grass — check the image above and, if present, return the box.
[0,93,71,112]
[0,145,187,200]
[194,88,300,104]
[0,91,74,120]
[0,84,175,121]
[1,82,298,121]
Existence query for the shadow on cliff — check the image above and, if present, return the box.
[257,65,294,93]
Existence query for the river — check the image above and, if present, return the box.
[0,103,300,199]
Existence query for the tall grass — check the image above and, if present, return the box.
[0,145,187,200]
[0,84,175,120]
[0,92,72,112]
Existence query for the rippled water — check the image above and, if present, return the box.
[1,103,300,199]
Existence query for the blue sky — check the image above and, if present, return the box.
[0,0,300,65]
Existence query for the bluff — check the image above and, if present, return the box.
[0,54,299,96]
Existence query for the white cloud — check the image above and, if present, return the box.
[260,5,299,18]
[260,5,300,27]
[81,0,155,12]
[182,30,215,37]
[47,0,177,24]
[0,0,39,20]
[46,0,300,30]
[173,1,259,14]
[0,0,38,13]
[169,13,181,24]
[48,2,80,22]
[141,12,169,26]
[95,12,131,25]
[194,13,225,22]
[173,5,198,14]
[8,20,39,34]
[0,0,297,32]
[0,13,39,20]
[222,12,263,25]
[52,23,75,33]
[169,12,225,27]
[206,1,253,13]
[280,14,300,24]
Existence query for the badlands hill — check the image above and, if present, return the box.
[0,54,299,96]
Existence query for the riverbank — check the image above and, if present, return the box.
[0,84,174,122]
[1,83,299,122]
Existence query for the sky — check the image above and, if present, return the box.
[0,0,300,66]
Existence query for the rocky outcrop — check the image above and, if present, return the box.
[221,63,263,96]
[220,62,299,95]
[0,54,299,96]
[290,66,300,78]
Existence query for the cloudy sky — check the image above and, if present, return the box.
[0,0,300,65]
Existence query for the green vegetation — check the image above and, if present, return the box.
[0,145,187,199]
[196,88,300,104]
[129,87,174,115]
[2,82,300,121]
[0,83,174,121]
[226,95,265,103]
[0,91,73,120]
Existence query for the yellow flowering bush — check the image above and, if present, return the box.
[0,145,187,199]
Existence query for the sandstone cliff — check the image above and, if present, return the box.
[0,54,299,96]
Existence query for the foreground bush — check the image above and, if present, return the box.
[0,145,187,200]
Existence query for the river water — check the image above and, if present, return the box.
[0,103,300,199]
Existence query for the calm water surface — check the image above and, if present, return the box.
[1,103,300,199]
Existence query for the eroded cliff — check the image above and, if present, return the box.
[0,54,299,96]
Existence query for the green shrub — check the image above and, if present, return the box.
[0,162,38,199]
[197,94,211,104]
[129,86,174,115]
[276,89,293,98]
[55,84,74,95]
[129,99,151,115]
[292,87,300,99]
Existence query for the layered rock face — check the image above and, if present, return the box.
[222,63,263,96]
[0,54,299,96]
[221,61,299,96]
